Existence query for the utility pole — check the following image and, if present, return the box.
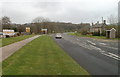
[118,1,120,26]
[102,17,103,24]
[100,17,104,36]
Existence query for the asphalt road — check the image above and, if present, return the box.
[51,33,119,75]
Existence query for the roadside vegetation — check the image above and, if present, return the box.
[1,35,34,47]
[0,39,1,47]
[3,35,89,75]
[69,32,120,40]
[69,32,106,39]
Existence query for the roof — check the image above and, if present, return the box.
[106,28,116,31]
[91,23,107,28]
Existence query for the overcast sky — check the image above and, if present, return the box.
[0,0,119,24]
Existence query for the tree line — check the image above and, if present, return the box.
[0,16,90,34]
[1,16,119,38]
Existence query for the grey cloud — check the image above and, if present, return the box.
[33,2,61,9]
[32,2,64,15]
[1,0,119,24]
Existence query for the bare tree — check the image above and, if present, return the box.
[2,16,11,29]
[32,17,50,23]
[0,18,2,31]
[108,15,118,25]
[32,17,50,34]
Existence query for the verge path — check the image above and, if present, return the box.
[0,35,40,62]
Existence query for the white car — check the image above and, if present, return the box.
[55,33,62,39]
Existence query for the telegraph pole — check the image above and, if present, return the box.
[102,17,103,24]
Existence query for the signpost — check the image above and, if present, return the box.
[26,27,30,33]
[41,29,47,34]
[3,29,15,36]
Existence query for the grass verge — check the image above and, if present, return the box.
[2,35,89,75]
[69,32,120,40]
[0,39,1,47]
[1,35,34,47]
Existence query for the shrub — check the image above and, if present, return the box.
[101,31,106,36]
[81,30,88,35]
[92,32,100,36]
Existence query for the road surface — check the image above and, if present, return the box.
[52,33,119,75]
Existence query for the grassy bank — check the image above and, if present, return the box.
[69,32,120,40]
[69,32,107,39]
[3,35,89,75]
[1,35,34,47]
[0,39,1,47]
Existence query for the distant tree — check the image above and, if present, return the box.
[12,27,17,32]
[31,17,91,34]
[107,14,119,38]
[32,17,50,34]
[2,16,11,29]
[17,25,25,33]
[0,18,2,31]
[32,17,50,23]
[108,15,118,25]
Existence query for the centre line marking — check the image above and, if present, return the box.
[101,52,120,61]
[99,43,106,45]
[87,40,96,45]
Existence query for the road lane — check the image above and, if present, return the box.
[63,34,119,60]
[52,33,118,75]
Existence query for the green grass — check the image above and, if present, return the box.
[69,33,106,39]
[2,35,89,75]
[1,35,34,47]
[0,39,2,47]
[69,33,120,40]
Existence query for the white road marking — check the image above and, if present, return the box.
[99,43,107,45]
[101,52,120,61]
[89,45,101,51]
[64,35,119,61]
[99,50,105,53]
[108,53,120,58]
[103,45,118,50]
[98,43,118,50]
[87,40,96,45]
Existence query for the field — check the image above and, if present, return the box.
[1,35,34,47]
[2,35,89,75]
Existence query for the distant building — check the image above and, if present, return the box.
[118,1,120,26]
[90,20,107,34]
[41,29,47,34]
[26,27,30,33]
[106,28,116,39]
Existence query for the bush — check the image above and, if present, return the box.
[101,31,106,36]
[6,35,10,38]
[81,30,88,35]
[92,32,100,36]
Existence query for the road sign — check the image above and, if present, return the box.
[26,27,30,32]
[3,29,15,36]
[41,29,47,34]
